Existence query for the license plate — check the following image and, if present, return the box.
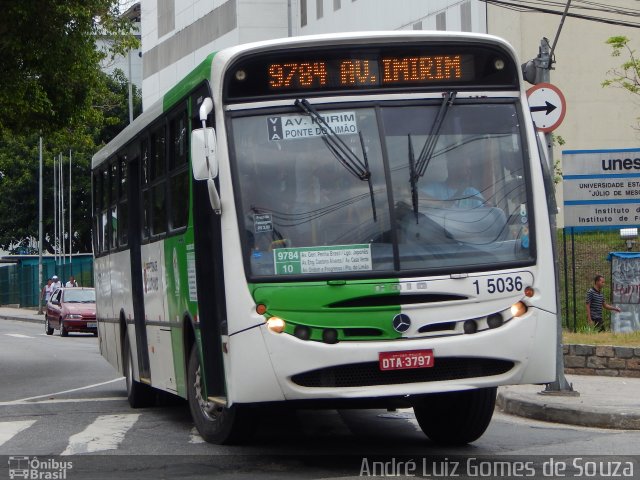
[379,349,434,371]
[87,322,97,328]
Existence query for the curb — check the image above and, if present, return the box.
[0,314,44,325]
[497,390,640,430]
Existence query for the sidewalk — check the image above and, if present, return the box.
[1,306,638,430]
[0,305,44,324]
[497,374,640,430]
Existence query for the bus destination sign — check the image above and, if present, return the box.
[224,44,517,100]
[267,55,469,90]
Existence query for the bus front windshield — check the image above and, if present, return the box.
[231,101,533,279]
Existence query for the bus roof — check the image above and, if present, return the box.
[92,31,518,170]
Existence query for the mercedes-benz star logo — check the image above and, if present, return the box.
[392,313,411,333]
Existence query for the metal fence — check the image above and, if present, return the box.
[0,259,94,309]
[559,228,624,332]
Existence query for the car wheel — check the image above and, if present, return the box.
[60,319,68,337]
[187,344,255,444]
[45,316,53,335]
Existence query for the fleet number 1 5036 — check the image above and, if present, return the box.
[473,275,523,295]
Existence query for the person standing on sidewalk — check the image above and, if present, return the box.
[40,278,54,307]
[586,274,620,332]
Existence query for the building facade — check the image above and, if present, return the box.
[140,0,484,108]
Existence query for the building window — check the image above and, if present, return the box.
[317,0,323,19]
[413,21,422,30]
[461,1,472,32]
[334,0,340,10]
[301,0,307,26]
[158,0,175,37]
[436,12,446,31]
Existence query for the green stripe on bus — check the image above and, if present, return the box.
[250,279,402,341]
[162,53,216,112]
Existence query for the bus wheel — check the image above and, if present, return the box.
[45,316,53,335]
[413,387,497,445]
[124,335,154,408]
[187,345,254,444]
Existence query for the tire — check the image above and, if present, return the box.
[45,316,53,335]
[124,335,154,408]
[60,319,68,337]
[187,345,254,444]
[413,387,497,445]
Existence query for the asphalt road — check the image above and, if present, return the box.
[1,319,639,479]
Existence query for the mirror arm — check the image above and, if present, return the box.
[197,97,221,215]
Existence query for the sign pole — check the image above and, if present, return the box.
[531,37,577,395]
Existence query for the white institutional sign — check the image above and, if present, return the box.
[562,148,640,228]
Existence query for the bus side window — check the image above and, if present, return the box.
[169,109,189,230]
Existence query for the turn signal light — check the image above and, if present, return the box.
[256,304,267,315]
[266,317,286,333]
[510,301,528,318]
[524,287,534,298]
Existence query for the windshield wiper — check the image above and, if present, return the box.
[409,91,456,221]
[294,99,377,222]
[415,91,456,178]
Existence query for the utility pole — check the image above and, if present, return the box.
[37,136,43,314]
[522,1,577,396]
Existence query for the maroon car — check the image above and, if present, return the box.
[45,287,97,336]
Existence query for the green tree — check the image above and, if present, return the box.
[602,36,640,128]
[0,70,141,253]
[0,0,138,134]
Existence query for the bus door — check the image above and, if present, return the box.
[190,86,226,400]
[128,153,151,382]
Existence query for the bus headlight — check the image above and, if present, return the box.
[510,301,528,318]
[266,317,286,333]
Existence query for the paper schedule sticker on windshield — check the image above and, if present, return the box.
[273,245,372,275]
[267,112,357,141]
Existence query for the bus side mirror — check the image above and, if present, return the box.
[191,128,217,180]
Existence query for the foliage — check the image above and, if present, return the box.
[558,229,625,332]
[0,0,139,134]
[602,36,640,129]
[552,133,565,185]
[0,70,142,253]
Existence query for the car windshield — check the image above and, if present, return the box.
[230,101,533,279]
[63,289,96,303]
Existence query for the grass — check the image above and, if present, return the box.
[563,329,640,347]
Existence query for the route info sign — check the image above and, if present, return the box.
[563,148,640,229]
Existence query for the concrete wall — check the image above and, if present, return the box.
[489,4,640,149]
[141,0,289,108]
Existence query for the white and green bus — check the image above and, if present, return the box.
[92,31,558,445]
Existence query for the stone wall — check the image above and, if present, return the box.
[563,344,640,377]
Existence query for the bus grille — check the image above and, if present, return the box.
[291,358,513,388]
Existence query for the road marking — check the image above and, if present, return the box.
[0,420,37,447]
[61,413,140,455]
[0,397,126,407]
[0,377,124,405]
[4,334,33,339]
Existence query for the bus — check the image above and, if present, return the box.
[92,31,558,445]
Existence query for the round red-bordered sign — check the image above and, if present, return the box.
[526,82,566,133]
